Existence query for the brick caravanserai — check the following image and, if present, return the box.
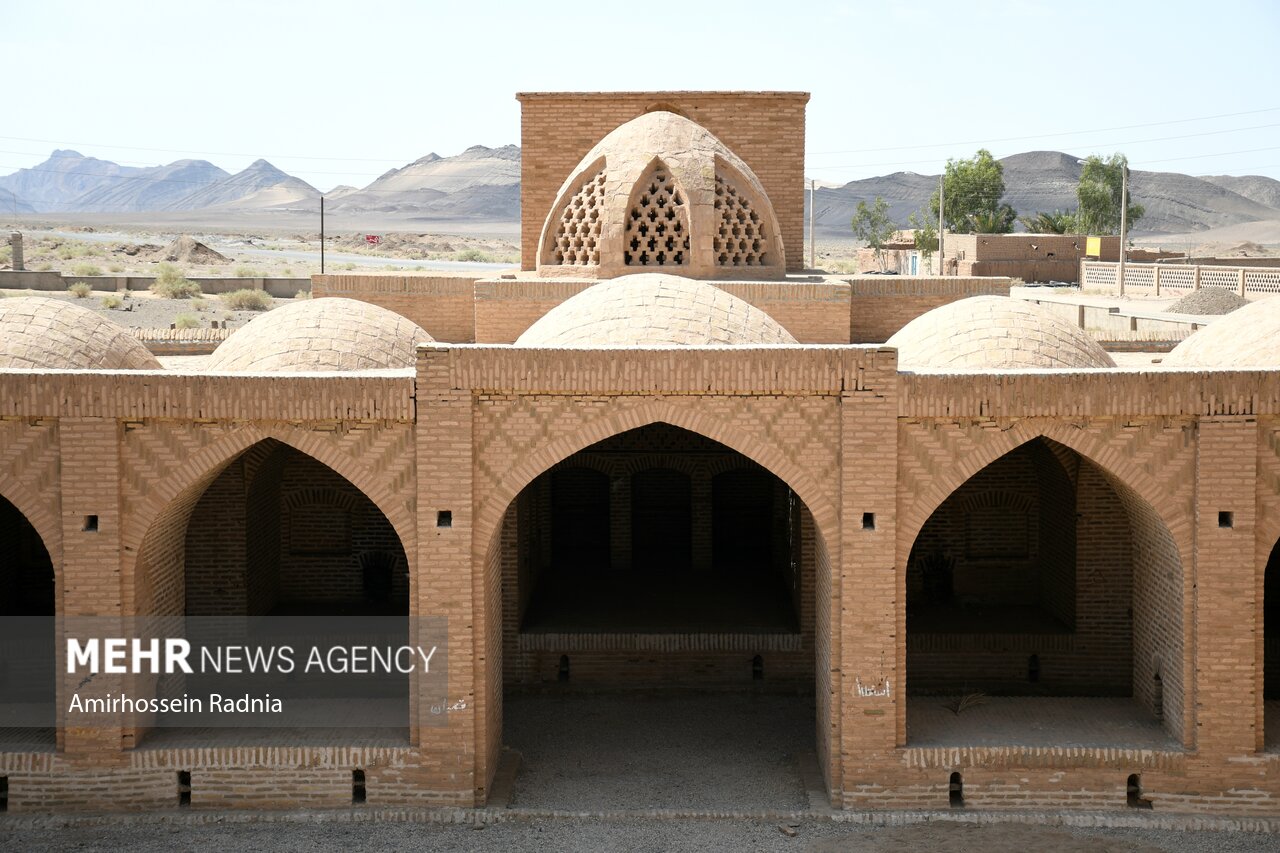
[2,92,1280,815]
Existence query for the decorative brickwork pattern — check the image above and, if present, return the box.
[552,167,606,266]
[713,172,769,268]
[624,165,688,267]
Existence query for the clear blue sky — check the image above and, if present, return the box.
[3,0,1278,191]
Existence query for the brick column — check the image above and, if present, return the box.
[836,351,899,806]
[58,417,125,762]
[414,347,480,803]
[9,230,23,271]
[1194,417,1258,756]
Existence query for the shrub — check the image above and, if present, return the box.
[454,248,495,263]
[221,289,273,311]
[68,281,93,298]
[234,265,261,278]
[283,267,294,276]
[150,263,201,299]
[35,262,52,271]
[173,312,200,329]
[190,297,208,311]
[71,262,102,277]
[295,289,313,300]
[101,293,122,309]
[108,263,124,273]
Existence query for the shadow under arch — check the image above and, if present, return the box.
[472,413,841,803]
[901,433,1189,748]
[125,435,414,749]
[0,491,57,753]
[123,423,415,615]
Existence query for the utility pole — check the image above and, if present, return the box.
[320,195,325,275]
[1117,162,1128,298]
[937,176,945,276]
[809,178,816,270]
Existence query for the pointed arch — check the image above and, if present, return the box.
[124,424,416,616]
[623,157,690,268]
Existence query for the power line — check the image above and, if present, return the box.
[808,106,1280,155]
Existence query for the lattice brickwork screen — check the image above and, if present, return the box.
[714,174,769,268]
[551,169,606,265]
[624,170,689,267]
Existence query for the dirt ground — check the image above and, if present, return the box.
[1,287,310,332]
[0,815,1272,853]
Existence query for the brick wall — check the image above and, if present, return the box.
[848,276,1013,343]
[313,273,485,343]
[518,92,809,272]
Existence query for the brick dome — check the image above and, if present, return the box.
[516,273,797,347]
[0,296,162,370]
[886,296,1116,370]
[537,111,785,279]
[1162,297,1280,368]
[206,298,433,372]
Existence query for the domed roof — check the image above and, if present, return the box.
[886,296,1116,370]
[1163,297,1280,368]
[206,298,432,372]
[516,273,797,347]
[0,296,161,370]
[538,111,785,279]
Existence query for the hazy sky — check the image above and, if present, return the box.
[3,0,1278,191]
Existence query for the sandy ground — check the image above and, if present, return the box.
[0,222,519,279]
[2,288,311,332]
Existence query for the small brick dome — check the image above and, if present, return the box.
[1163,297,1280,368]
[0,296,162,370]
[886,296,1116,370]
[516,273,797,347]
[207,298,433,372]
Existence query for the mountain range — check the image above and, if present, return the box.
[3,147,1279,237]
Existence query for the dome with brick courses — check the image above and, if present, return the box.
[885,296,1117,370]
[516,273,797,347]
[537,110,786,279]
[206,298,433,372]
[1162,297,1280,368]
[0,296,162,370]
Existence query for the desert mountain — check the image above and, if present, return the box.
[810,150,1280,236]
[70,159,229,212]
[0,187,34,215]
[329,144,520,218]
[4,145,1278,236]
[1199,174,1280,212]
[163,159,318,211]
[0,150,143,212]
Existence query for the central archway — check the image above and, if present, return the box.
[485,422,832,810]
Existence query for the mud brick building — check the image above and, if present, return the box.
[2,91,1280,816]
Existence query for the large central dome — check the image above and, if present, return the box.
[537,111,785,280]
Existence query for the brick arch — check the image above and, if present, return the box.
[0,481,61,574]
[898,422,1189,563]
[124,424,414,564]
[125,425,415,616]
[897,424,1193,747]
[475,400,838,558]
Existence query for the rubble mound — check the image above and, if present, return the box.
[1167,289,1249,315]
[157,235,229,264]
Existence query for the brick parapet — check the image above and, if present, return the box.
[0,371,415,422]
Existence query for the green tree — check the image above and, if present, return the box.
[929,148,1009,234]
[1019,210,1078,234]
[1076,153,1144,235]
[908,208,938,263]
[968,203,1018,234]
[851,196,897,271]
